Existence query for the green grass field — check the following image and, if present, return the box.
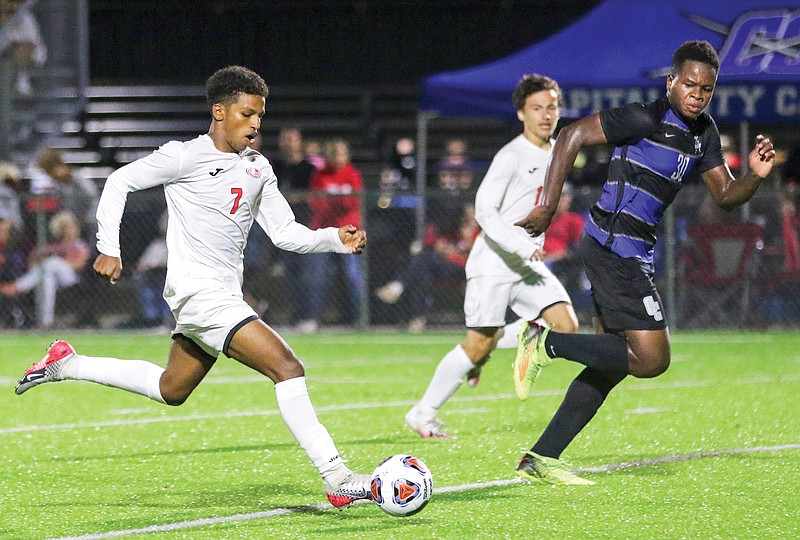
[1,331,798,539]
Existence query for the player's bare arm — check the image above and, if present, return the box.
[514,114,606,236]
[338,224,367,254]
[93,253,122,284]
[702,134,775,211]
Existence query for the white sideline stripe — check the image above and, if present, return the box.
[48,443,800,540]
[5,375,800,435]
[0,393,531,434]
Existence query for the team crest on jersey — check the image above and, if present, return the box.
[246,167,261,179]
[694,136,701,154]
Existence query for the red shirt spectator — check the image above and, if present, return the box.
[543,188,584,263]
[309,139,362,229]
[422,204,480,267]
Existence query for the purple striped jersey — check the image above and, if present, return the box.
[586,98,725,263]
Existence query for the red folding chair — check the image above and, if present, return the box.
[677,222,763,327]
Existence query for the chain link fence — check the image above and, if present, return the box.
[2,181,798,332]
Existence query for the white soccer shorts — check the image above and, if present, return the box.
[166,274,258,358]
[464,263,571,328]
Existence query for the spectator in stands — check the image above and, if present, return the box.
[375,137,417,209]
[297,138,364,332]
[542,183,591,312]
[541,184,583,262]
[427,160,475,239]
[304,139,325,170]
[376,203,479,332]
[390,137,416,188]
[0,161,23,228]
[437,137,474,190]
[0,0,47,95]
[28,148,99,239]
[0,217,28,327]
[0,211,89,328]
[264,127,318,323]
[116,212,171,330]
[273,127,316,225]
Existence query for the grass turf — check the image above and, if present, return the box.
[1,331,798,539]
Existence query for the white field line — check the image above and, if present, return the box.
[48,443,800,540]
[0,393,533,434]
[4,375,799,435]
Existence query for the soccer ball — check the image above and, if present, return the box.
[370,454,433,517]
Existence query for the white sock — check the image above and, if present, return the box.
[496,319,525,349]
[414,344,474,420]
[275,377,345,482]
[61,354,165,404]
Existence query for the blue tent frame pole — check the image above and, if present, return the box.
[415,111,438,243]
[739,121,751,220]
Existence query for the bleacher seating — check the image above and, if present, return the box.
[27,84,516,187]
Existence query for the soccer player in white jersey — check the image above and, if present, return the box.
[405,74,579,438]
[14,66,371,509]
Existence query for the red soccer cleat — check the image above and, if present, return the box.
[15,340,76,395]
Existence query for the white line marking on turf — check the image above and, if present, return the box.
[626,407,670,414]
[0,392,541,434]
[48,443,800,540]
[5,375,799,435]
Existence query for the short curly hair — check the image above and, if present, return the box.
[512,74,562,112]
[206,66,269,111]
[672,40,719,74]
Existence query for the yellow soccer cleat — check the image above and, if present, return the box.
[512,321,552,400]
[515,452,594,485]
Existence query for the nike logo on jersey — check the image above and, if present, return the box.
[528,167,539,174]
[665,133,676,138]
[209,168,223,176]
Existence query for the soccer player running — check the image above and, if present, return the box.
[14,66,372,509]
[405,74,580,439]
[512,41,775,484]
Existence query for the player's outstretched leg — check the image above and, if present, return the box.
[15,340,76,395]
[515,451,594,485]
[513,321,553,400]
[273,376,372,509]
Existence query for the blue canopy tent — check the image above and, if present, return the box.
[416,0,800,186]
[420,0,800,122]
[414,0,800,326]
